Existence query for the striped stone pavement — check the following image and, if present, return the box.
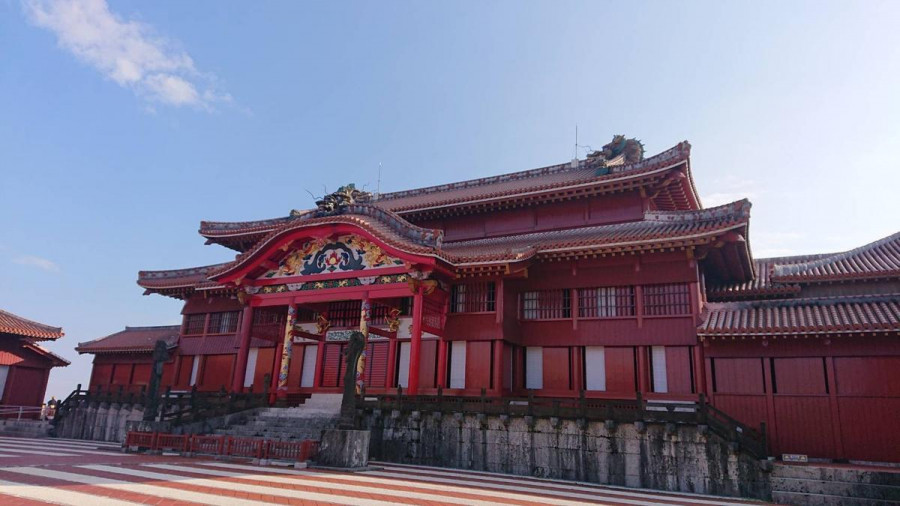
[0,436,770,505]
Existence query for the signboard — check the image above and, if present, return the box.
[782,454,808,463]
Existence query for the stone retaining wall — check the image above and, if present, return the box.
[360,410,772,501]
[53,401,143,442]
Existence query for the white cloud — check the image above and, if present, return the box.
[701,177,758,208]
[23,0,231,110]
[13,255,61,272]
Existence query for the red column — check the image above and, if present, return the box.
[231,305,254,393]
[408,285,425,395]
[386,338,398,389]
[636,345,650,394]
[436,339,448,388]
[269,338,285,403]
[492,340,503,395]
[312,339,326,389]
[692,343,707,396]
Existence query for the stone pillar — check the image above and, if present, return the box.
[408,286,425,395]
[275,304,297,400]
[232,305,254,393]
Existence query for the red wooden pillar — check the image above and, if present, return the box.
[386,338,398,388]
[408,285,425,395]
[231,305,254,393]
[825,356,845,459]
[269,339,285,403]
[312,339,326,389]
[571,346,584,393]
[692,343,707,396]
[491,340,503,395]
[636,345,650,394]
[762,357,779,455]
[436,339,448,388]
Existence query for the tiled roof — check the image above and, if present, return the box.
[772,231,900,283]
[706,255,825,301]
[208,204,445,281]
[76,325,180,354]
[0,309,64,340]
[23,342,70,366]
[443,199,752,265]
[138,263,231,294]
[375,142,699,214]
[699,294,900,338]
[707,231,900,300]
[141,199,755,294]
[198,142,699,251]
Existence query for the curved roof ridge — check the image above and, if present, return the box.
[0,309,64,340]
[200,216,294,236]
[208,204,447,281]
[772,230,900,282]
[644,198,751,223]
[377,141,690,201]
[77,325,180,355]
[138,262,233,280]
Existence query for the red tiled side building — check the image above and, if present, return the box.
[0,310,69,409]
[78,139,900,463]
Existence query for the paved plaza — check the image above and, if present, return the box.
[0,436,766,505]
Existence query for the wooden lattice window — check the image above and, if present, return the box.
[520,289,571,320]
[578,286,636,318]
[182,314,206,335]
[451,282,496,313]
[642,283,692,316]
[328,301,361,328]
[251,307,285,341]
[207,311,240,334]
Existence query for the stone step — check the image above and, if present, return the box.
[773,490,900,506]
[773,464,900,486]
[771,476,900,502]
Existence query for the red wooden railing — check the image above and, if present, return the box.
[124,431,319,462]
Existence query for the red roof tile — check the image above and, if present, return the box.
[208,204,445,281]
[706,254,826,301]
[375,142,698,214]
[76,325,180,354]
[23,342,70,366]
[443,199,752,265]
[141,199,755,295]
[198,142,699,251]
[772,232,900,283]
[699,294,900,338]
[0,309,64,340]
[138,263,232,294]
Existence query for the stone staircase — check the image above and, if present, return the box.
[772,463,900,505]
[213,394,342,442]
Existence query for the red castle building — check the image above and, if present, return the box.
[1,310,68,411]
[77,138,900,463]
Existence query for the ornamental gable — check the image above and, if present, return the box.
[262,234,404,279]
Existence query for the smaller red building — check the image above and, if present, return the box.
[76,326,179,393]
[0,310,69,410]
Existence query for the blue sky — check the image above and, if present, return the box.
[2,0,899,400]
